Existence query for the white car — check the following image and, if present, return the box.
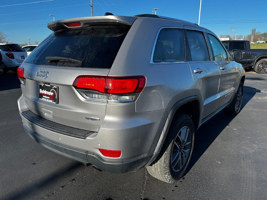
[22,45,38,56]
[0,43,27,73]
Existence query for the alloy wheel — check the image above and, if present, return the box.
[171,126,192,172]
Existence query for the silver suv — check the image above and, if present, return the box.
[17,14,245,183]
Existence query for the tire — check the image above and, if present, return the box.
[1,66,7,75]
[0,54,7,75]
[254,59,267,74]
[146,114,195,183]
[225,82,243,115]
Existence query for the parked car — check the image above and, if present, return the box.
[0,43,27,74]
[22,45,38,56]
[17,14,245,183]
[222,40,267,73]
[256,41,265,44]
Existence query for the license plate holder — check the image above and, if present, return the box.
[39,83,59,104]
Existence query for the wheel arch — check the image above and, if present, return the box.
[147,96,201,165]
[253,56,267,68]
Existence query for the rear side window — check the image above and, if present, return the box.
[153,29,185,63]
[0,44,25,52]
[208,34,228,61]
[186,31,209,61]
[25,24,130,68]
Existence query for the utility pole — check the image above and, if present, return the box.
[49,14,55,22]
[232,28,235,40]
[90,0,93,16]
[152,8,158,15]
[198,0,202,25]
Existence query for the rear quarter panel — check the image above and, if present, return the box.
[108,18,202,158]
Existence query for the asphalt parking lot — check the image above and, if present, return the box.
[0,71,266,200]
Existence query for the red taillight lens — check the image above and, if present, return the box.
[5,52,14,59]
[73,76,146,94]
[17,66,24,79]
[106,78,138,94]
[99,149,121,158]
[65,22,81,27]
[75,76,106,93]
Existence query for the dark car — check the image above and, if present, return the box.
[222,40,267,73]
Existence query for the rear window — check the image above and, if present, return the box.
[222,41,229,50]
[23,46,37,52]
[229,41,245,50]
[25,24,130,68]
[0,44,25,52]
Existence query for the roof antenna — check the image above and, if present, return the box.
[105,12,114,16]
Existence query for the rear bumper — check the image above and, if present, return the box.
[18,95,153,173]
[3,58,22,68]
[23,124,149,172]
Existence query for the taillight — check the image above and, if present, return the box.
[73,76,146,103]
[73,76,145,94]
[75,76,106,93]
[5,52,14,59]
[17,66,25,84]
[65,22,81,27]
[99,149,121,158]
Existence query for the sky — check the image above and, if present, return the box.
[0,0,267,44]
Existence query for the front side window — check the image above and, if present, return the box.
[153,29,185,63]
[186,31,210,61]
[208,34,228,61]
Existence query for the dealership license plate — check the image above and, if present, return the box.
[39,83,59,104]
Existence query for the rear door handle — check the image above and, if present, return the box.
[193,68,203,74]
[220,66,225,70]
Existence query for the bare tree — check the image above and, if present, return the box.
[0,32,6,43]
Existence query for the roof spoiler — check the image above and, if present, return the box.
[47,16,136,32]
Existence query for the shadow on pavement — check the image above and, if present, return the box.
[4,162,83,200]
[245,77,266,81]
[187,86,261,173]
[0,71,21,91]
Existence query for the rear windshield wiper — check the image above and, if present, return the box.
[45,56,82,67]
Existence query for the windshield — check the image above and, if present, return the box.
[0,44,25,52]
[25,24,130,68]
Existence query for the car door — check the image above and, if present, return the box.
[207,34,239,108]
[185,30,221,119]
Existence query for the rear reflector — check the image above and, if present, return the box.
[73,76,146,94]
[5,52,14,59]
[65,22,81,27]
[17,66,24,79]
[99,149,121,158]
